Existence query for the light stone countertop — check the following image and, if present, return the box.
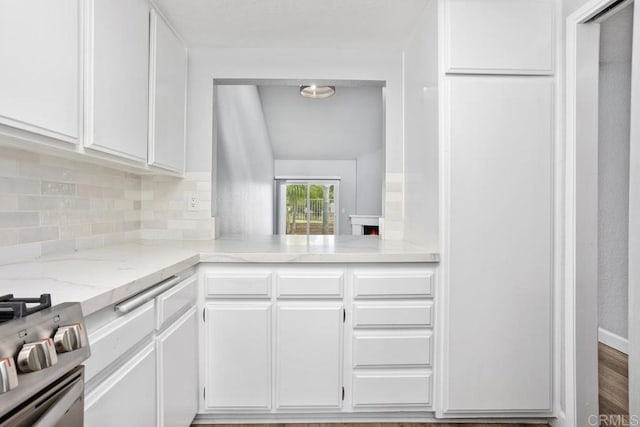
[0,236,438,316]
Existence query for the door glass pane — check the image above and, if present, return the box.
[284,183,336,235]
[286,184,307,235]
[309,184,335,235]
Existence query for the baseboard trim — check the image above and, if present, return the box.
[598,327,629,354]
[193,412,551,424]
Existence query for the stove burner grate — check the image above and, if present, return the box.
[0,294,52,322]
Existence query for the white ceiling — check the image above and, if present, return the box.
[154,0,429,48]
[258,85,383,160]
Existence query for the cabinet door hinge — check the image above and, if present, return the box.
[343,308,346,323]
[203,308,206,322]
[342,386,345,401]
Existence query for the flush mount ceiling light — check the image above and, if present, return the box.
[299,85,335,99]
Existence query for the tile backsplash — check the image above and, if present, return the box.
[0,146,143,262]
[0,146,400,263]
[141,172,214,240]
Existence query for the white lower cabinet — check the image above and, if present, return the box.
[199,264,436,419]
[157,306,199,427]
[85,342,157,426]
[85,272,198,426]
[204,302,272,410]
[276,302,343,409]
[352,371,433,408]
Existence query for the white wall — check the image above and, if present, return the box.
[402,0,439,251]
[215,85,274,235]
[274,160,356,235]
[598,6,633,340]
[563,0,591,17]
[186,47,406,239]
[258,85,383,161]
[187,48,402,173]
[356,148,383,216]
[259,84,384,223]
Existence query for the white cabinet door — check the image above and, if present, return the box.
[276,302,343,409]
[85,342,157,426]
[443,0,554,74]
[157,307,198,427]
[204,303,272,410]
[86,0,149,161]
[148,9,187,172]
[0,0,79,142]
[442,76,553,414]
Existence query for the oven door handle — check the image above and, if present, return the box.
[31,378,83,427]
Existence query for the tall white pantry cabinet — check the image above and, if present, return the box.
[438,0,556,417]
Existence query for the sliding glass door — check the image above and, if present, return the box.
[275,179,339,235]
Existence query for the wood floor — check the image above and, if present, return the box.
[599,342,629,417]
[196,343,629,427]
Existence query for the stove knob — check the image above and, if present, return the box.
[0,357,18,393]
[54,324,84,353]
[17,338,58,373]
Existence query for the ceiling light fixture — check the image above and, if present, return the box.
[299,85,335,99]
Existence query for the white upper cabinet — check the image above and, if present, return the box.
[443,0,555,74]
[442,76,553,414]
[85,0,149,162]
[148,9,187,173]
[0,0,80,142]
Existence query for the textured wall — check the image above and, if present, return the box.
[598,6,633,339]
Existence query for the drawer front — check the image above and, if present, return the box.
[156,275,197,330]
[85,300,155,381]
[353,271,434,298]
[352,372,432,408]
[353,302,433,328]
[205,273,272,298]
[353,333,432,367]
[276,272,343,298]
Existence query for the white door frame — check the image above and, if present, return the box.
[564,1,635,426]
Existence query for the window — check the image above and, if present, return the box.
[275,178,340,236]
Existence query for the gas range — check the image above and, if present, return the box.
[0,294,90,425]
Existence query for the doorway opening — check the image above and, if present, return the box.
[566,0,635,425]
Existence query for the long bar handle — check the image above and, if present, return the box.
[114,276,182,314]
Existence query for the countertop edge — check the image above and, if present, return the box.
[198,252,440,263]
[80,254,200,316]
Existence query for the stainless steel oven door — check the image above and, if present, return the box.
[0,366,84,427]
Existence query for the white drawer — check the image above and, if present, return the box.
[276,272,343,298]
[85,300,155,381]
[353,332,432,368]
[353,270,434,298]
[352,371,432,408]
[353,302,433,328]
[156,275,197,330]
[205,273,272,298]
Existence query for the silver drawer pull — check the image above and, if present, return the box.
[114,276,182,314]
